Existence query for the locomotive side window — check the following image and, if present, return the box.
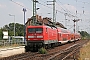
[28,28,43,33]
[61,29,68,33]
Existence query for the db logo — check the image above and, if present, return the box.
[34,36,37,38]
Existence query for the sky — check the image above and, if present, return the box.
[0,0,90,33]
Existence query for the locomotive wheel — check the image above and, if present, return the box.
[58,42,61,46]
[51,43,55,48]
[25,46,29,52]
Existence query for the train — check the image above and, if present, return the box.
[25,25,81,51]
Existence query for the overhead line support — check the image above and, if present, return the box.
[32,0,38,25]
[47,0,56,25]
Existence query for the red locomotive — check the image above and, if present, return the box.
[25,25,81,51]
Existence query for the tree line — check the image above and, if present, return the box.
[0,23,24,40]
[78,31,90,39]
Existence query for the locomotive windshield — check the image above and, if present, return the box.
[28,28,43,33]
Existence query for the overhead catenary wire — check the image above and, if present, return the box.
[57,0,69,13]
[75,0,90,4]
[27,0,32,3]
[37,1,64,14]
[73,0,90,15]
[57,0,77,18]
[10,0,32,11]
[38,2,67,14]
[56,2,66,12]
[57,0,75,14]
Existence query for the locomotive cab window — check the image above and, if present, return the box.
[28,28,35,33]
[28,28,43,33]
[36,28,43,33]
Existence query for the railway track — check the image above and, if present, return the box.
[48,40,89,60]
[48,44,80,60]
[0,40,89,60]
[0,52,38,60]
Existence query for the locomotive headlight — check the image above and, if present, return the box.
[28,36,34,38]
[37,36,43,38]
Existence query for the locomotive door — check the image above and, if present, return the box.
[58,32,62,41]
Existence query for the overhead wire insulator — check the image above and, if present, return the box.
[83,10,84,14]
[76,10,77,14]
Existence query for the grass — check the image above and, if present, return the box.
[79,40,90,60]
[38,47,47,54]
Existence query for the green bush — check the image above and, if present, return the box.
[38,47,47,54]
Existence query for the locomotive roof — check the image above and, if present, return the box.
[27,25,57,29]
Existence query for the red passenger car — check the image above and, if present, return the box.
[74,33,81,40]
[57,27,71,44]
